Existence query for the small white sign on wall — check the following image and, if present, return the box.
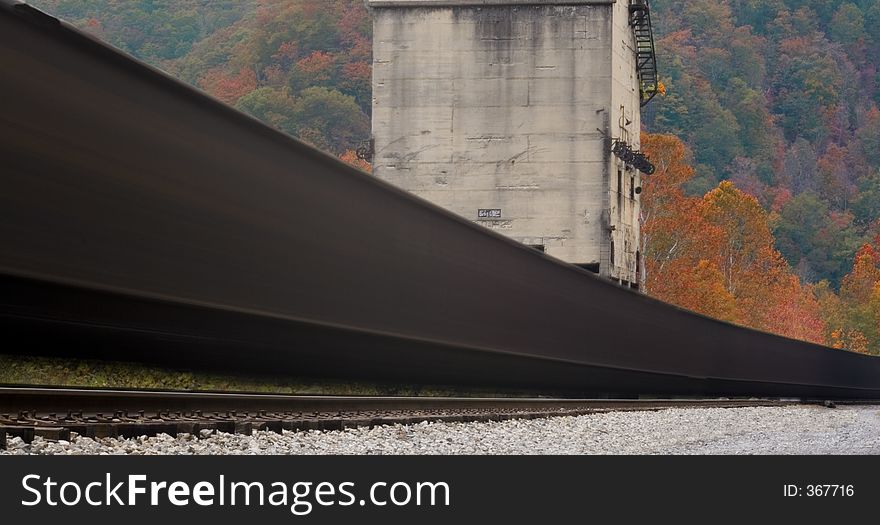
[478,209,502,219]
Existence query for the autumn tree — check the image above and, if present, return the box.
[835,239,880,354]
[700,181,773,293]
[641,135,739,323]
[642,133,826,343]
[642,136,712,286]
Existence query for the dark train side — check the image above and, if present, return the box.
[1,1,879,398]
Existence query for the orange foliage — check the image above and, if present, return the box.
[641,133,826,345]
[296,51,335,79]
[640,134,717,277]
[650,259,740,324]
[841,242,880,305]
[831,328,871,354]
[198,67,258,105]
[657,30,697,63]
[342,62,371,83]
[818,238,880,354]
[738,250,825,343]
[700,181,774,295]
[339,150,372,173]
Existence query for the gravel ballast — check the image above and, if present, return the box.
[3,405,879,455]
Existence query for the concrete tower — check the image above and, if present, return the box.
[367,0,655,287]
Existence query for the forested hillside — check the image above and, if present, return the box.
[649,0,880,288]
[31,0,373,159]
[642,0,880,352]
[27,0,880,353]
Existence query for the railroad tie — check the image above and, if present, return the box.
[34,427,70,441]
[280,420,308,432]
[233,421,252,435]
[93,424,119,439]
[193,422,218,438]
[261,420,284,434]
[4,426,35,444]
[65,424,96,439]
[213,421,235,434]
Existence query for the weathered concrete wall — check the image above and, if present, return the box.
[369,0,641,285]
[608,0,642,284]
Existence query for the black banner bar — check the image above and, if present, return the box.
[0,457,876,523]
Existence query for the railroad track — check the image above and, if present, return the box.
[0,386,850,450]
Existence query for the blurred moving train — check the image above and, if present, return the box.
[2,1,879,398]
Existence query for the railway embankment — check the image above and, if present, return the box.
[4,405,878,455]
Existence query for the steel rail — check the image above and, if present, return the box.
[0,386,811,415]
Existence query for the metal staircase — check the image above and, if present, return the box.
[629,0,659,107]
